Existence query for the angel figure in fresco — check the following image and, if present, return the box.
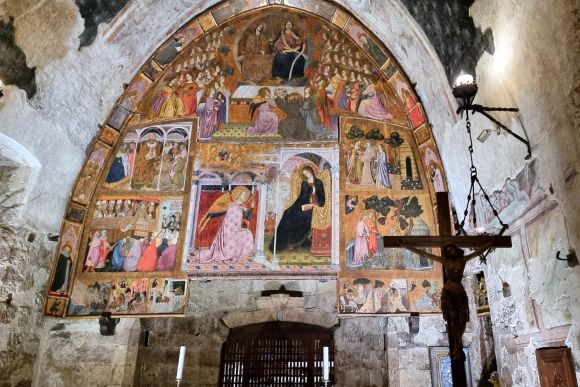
[241,24,273,83]
[269,165,330,254]
[198,186,256,264]
[272,21,306,81]
[246,87,279,135]
[358,71,394,121]
[132,134,162,189]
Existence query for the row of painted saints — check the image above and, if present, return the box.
[138,15,405,141]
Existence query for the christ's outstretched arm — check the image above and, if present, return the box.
[397,240,444,264]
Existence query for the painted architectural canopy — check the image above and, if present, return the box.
[45,0,448,319]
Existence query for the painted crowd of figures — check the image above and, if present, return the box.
[339,278,441,314]
[85,197,181,272]
[141,17,397,141]
[150,30,229,122]
[85,230,179,273]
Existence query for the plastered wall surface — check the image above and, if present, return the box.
[0,0,578,386]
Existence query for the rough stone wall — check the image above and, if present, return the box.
[0,161,54,387]
[32,318,140,387]
[134,280,452,387]
[134,279,336,386]
[444,1,580,384]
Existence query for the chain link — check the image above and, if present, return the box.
[455,113,508,238]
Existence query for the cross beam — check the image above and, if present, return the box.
[382,192,512,387]
[382,235,512,248]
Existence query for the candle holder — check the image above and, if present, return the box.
[176,378,182,387]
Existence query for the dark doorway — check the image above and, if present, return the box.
[219,321,334,386]
[405,156,413,180]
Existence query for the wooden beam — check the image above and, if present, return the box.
[436,192,452,236]
[382,235,512,248]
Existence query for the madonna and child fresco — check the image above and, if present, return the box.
[132,10,407,142]
[47,4,446,318]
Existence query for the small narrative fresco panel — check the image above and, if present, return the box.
[119,73,153,114]
[45,297,67,318]
[388,71,425,128]
[82,195,183,273]
[47,221,81,297]
[67,277,187,316]
[339,117,443,315]
[68,280,112,316]
[338,275,442,315]
[71,141,110,206]
[108,278,149,314]
[147,277,188,314]
[341,117,424,192]
[419,138,447,195]
[344,19,389,66]
[183,143,338,275]
[132,7,407,140]
[102,121,193,191]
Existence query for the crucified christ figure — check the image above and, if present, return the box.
[398,242,493,361]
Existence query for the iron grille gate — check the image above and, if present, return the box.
[219,322,334,386]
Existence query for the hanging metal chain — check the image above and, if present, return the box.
[455,111,509,262]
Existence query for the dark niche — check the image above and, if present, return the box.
[399,0,494,86]
[75,0,130,49]
[0,17,37,98]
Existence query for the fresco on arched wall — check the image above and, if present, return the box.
[44,0,448,318]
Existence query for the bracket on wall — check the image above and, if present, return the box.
[453,75,532,160]
[261,285,303,298]
[408,312,420,335]
[556,249,578,268]
[99,312,120,336]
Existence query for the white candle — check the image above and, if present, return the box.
[176,346,186,380]
[323,346,329,380]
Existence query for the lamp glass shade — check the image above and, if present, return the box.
[454,74,474,87]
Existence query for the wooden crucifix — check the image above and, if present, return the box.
[383,192,512,387]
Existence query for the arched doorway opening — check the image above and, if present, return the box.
[219,321,334,386]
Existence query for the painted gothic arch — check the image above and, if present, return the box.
[44,0,449,319]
